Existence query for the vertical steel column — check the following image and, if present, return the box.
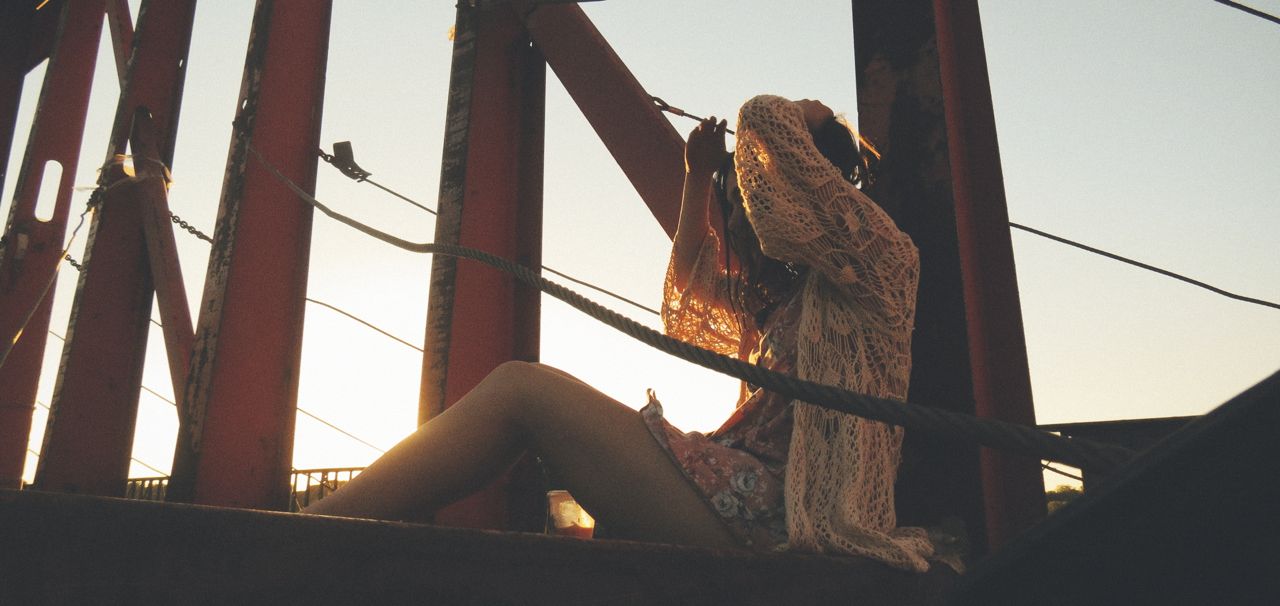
[35,0,196,497]
[0,0,105,489]
[933,0,1045,549]
[422,3,545,529]
[168,0,331,510]
[851,0,1044,554]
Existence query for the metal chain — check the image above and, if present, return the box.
[170,212,213,243]
[64,254,84,272]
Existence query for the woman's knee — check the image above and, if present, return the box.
[474,361,561,414]
[486,360,558,391]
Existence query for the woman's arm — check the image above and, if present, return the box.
[662,117,742,356]
[670,117,727,292]
[735,95,919,326]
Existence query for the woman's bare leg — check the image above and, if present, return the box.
[303,361,738,549]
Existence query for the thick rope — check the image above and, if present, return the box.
[249,144,1135,473]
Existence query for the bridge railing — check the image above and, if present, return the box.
[122,467,366,512]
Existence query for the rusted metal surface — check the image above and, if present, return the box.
[36,0,197,497]
[933,0,1046,551]
[851,0,1043,556]
[0,488,958,605]
[420,4,477,427]
[521,2,685,237]
[168,0,331,510]
[130,109,195,407]
[0,0,106,490]
[104,0,134,87]
[422,3,546,530]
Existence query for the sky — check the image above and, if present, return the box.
[8,0,1279,488]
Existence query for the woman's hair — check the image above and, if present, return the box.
[813,115,879,190]
[713,115,877,327]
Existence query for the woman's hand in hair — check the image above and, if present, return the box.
[685,117,728,176]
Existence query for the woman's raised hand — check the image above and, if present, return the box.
[685,116,728,175]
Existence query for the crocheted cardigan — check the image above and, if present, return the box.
[662,94,933,571]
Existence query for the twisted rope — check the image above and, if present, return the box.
[249,144,1135,473]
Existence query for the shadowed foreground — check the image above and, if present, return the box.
[0,489,955,605]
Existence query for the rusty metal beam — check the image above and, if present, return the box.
[35,1,197,497]
[0,0,106,490]
[105,0,133,88]
[130,110,195,411]
[852,0,1044,555]
[521,2,684,237]
[934,0,1046,549]
[421,3,545,530]
[168,0,331,510]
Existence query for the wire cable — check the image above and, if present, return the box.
[0,191,98,371]
[33,184,393,461]
[1212,0,1280,26]
[296,409,388,454]
[539,266,660,316]
[317,145,662,317]
[322,141,1278,317]
[1042,462,1084,483]
[31,400,169,476]
[47,330,389,455]
[651,97,736,134]
[305,297,423,352]
[1009,222,1280,312]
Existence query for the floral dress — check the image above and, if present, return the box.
[641,277,803,549]
[641,95,935,572]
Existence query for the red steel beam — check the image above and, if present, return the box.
[0,3,34,490]
[35,0,196,497]
[934,0,1045,549]
[105,0,134,88]
[521,3,684,237]
[130,110,195,412]
[421,3,545,530]
[168,0,331,510]
[0,0,106,490]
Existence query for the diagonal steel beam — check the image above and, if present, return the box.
[521,2,685,237]
[105,0,134,88]
[36,0,197,497]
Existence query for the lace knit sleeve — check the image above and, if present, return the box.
[662,230,743,356]
[734,95,919,328]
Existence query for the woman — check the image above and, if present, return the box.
[306,95,933,571]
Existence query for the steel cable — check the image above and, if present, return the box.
[251,143,1136,473]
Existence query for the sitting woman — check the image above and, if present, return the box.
[305,94,933,572]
